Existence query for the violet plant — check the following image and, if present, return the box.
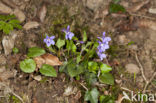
[20,25,114,103]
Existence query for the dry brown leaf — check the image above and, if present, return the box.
[34,56,45,68]
[115,94,123,103]
[23,21,40,30]
[127,0,149,12]
[38,4,47,22]
[42,53,62,66]
[34,53,62,68]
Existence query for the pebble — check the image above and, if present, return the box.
[13,9,26,23]
[149,8,156,14]
[0,66,5,72]
[34,75,42,81]
[2,31,17,55]
[125,63,140,74]
[0,2,13,14]
[83,0,109,11]
[118,35,128,45]
[23,21,40,30]
[63,85,78,96]
[0,55,6,65]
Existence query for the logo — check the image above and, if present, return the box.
[122,91,155,102]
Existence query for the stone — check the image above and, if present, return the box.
[13,9,26,23]
[0,2,13,14]
[0,66,5,72]
[118,35,128,45]
[34,75,42,81]
[125,63,140,74]
[0,55,6,65]
[83,0,110,11]
[149,8,156,14]
[63,85,78,96]
[23,21,40,30]
[2,31,17,55]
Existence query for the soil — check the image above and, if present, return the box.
[0,0,156,103]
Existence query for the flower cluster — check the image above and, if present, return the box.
[62,25,74,40]
[44,25,74,47]
[97,32,111,61]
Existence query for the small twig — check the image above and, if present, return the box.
[79,82,88,91]
[12,92,24,103]
[135,53,156,93]
[135,53,147,83]
[0,83,24,103]
[130,13,156,20]
[94,82,106,87]
[120,87,132,93]
[143,72,156,93]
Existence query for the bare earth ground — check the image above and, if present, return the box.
[0,0,156,103]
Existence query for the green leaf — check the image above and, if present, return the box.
[66,40,71,51]
[9,19,22,29]
[3,23,13,34]
[100,95,115,103]
[100,64,112,73]
[127,41,135,46]
[88,61,98,73]
[72,37,78,40]
[20,59,36,73]
[12,47,19,54]
[109,3,126,13]
[76,55,81,64]
[83,31,87,42]
[67,62,84,77]
[84,88,99,103]
[0,15,22,34]
[85,73,97,86]
[0,21,5,30]
[56,38,65,49]
[99,73,114,85]
[27,47,46,57]
[59,61,68,72]
[40,64,57,77]
[71,43,77,52]
[88,42,99,58]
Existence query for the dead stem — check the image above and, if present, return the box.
[135,53,156,94]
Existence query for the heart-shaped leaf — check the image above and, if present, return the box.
[100,64,112,73]
[20,59,36,73]
[99,73,114,85]
[40,64,57,77]
[27,47,46,57]
[56,38,65,49]
[88,61,98,73]
[67,63,84,77]
[84,88,99,103]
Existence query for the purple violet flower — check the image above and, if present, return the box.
[97,51,106,61]
[97,41,109,53]
[62,25,74,40]
[44,35,55,47]
[97,32,111,61]
[80,41,84,44]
